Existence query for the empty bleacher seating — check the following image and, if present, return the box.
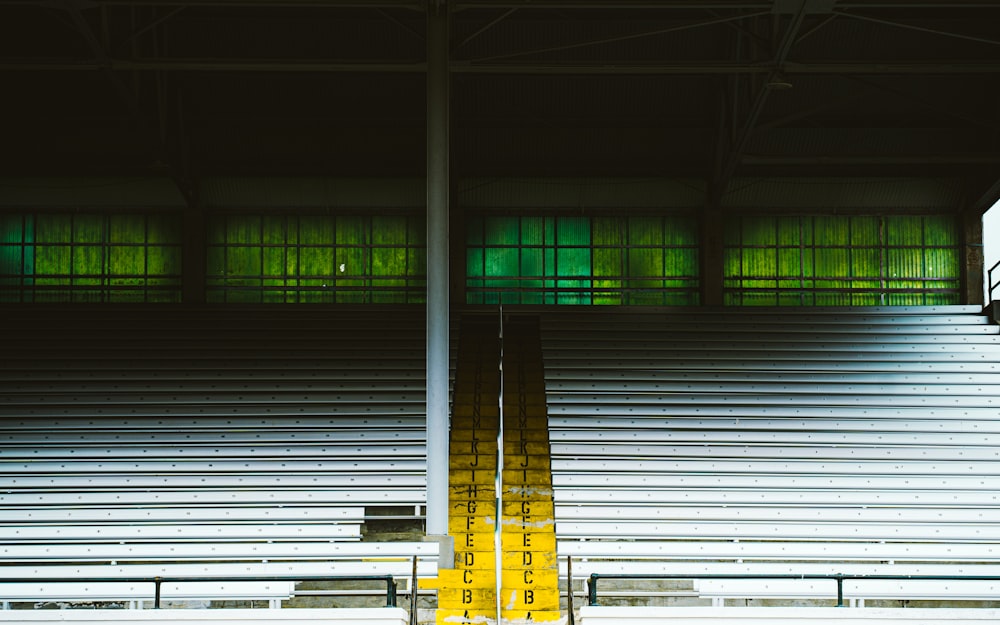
[0,305,439,607]
[540,306,1000,604]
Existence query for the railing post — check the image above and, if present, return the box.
[567,557,576,625]
[836,575,844,607]
[387,576,398,608]
[153,577,162,609]
[409,557,419,625]
[588,574,599,606]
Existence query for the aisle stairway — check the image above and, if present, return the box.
[435,315,561,625]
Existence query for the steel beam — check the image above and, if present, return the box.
[6,59,1000,73]
[424,5,450,540]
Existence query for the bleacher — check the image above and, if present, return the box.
[540,306,1000,607]
[0,306,439,610]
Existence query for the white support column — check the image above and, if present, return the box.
[425,4,450,541]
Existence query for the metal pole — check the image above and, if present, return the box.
[153,577,162,609]
[425,4,450,539]
[567,556,576,625]
[409,556,419,625]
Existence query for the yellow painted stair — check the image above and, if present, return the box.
[431,315,562,625]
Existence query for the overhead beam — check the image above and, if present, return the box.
[6,59,1000,73]
[742,155,1000,165]
[715,2,809,193]
[7,0,1000,7]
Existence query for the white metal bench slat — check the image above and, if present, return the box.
[694,579,1000,601]
[0,444,426,460]
[551,459,1000,476]
[1,459,426,473]
[546,369,1000,384]
[1,475,424,490]
[4,524,360,542]
[1,392,425,406]
[0,489,426,507]
[547,381,1000,396]
[0,581,296,602]
[550,444,1000,462]
[1,405,424,418]
[547,405,1000,419]
[556,540,1000,561]
[556,520,1000,541]
[560,561,1000,577]
[0,416,425,431]
[553,505,1000,523]
[549,417,1000,436]
[546,392,996,408]
[0,541,441,562]
[552,473,1000,490]
[0,507,362,523]
[0,561,440,580]
[0,431,426,446]
[553,488,1000,507]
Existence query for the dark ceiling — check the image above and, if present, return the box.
[2,0,1000,214]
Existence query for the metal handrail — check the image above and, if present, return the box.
[587,573,1000,608]
[0,574,398,609]
[989,259,1000,302]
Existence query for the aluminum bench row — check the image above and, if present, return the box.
[539,307,1000,607]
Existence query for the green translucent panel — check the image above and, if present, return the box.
[593,248,622,280]
[262,247,288,281]
[630,217,663,247]
[0,216,25,296]
[485,217,519,246]
[227,245,261,278]
[777,249,802,281]
[299,216,334,245]
[2,212,180,303]
[110,215,143,244]
[776,217,801,246]
[486,247,519,281]
[110,245,143,276]
[724,214,960,306]
[628,248,662,279]
[664,217,697,246]
[556,217,589,246]
[850,216,880,246]
[923,215,958,246]
[925,247,958,278]
[887,248,921,279]
[227,215,261,245]
[520,217,546,247]
[886,215,923,246]
[844,248,883,278]
[742,248,776,277]
[35,245,71,277]
[206,213,425,303]
[670,248,699,276]
[740,217,776,246]
[468,214,699,305]
[467,248,484,279]
[36,214,70,243]
[556,247,590,277]
[814,216,849,246]
[592,218,623,247]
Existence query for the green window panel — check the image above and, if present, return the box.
[206,213,425,304]
[724,214,960,306]
[0,212,181,303]
[466,214,698,305]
